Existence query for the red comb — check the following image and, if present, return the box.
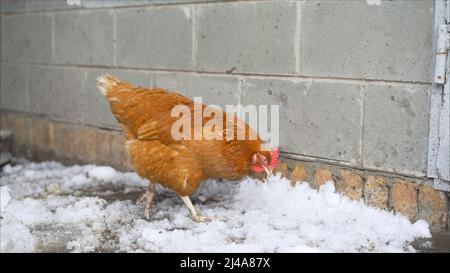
[269,147,279,169]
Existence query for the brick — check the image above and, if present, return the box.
[418,184,449,232]
[61,124,85,163]
[364,176,389,209]
[0,64,28,112]
[55,10,114,66]
[28,66,83,122]
[2,113,32,157]
[116,6,193,70]
[109,131,132,171]
[0,112,8,129]
[363,84,429,176]
[391,180,418,221]
[80,126,100,164]
[97,129,115,165]
[336,170,364,201]
[313,167,333,189]
[290,164,307,186]
[59,121,129,168]
[0,128,11,153]
[1,13,52,62]
[30,119,63,160]
[153,73,239,107]
[242,78,362,163]
[300,0,433,82]
[275,161,288,178]
[197,2,297,75]
[81,68,151,128]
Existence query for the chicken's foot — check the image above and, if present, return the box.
[136,183,156,219]
[180,196,216,223]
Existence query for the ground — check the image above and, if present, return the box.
[0,159,436,253]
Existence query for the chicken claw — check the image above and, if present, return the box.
[192,215,216,223]
[136,183,155,219]
[180,196,219,223]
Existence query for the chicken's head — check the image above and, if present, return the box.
[251,147,279,177]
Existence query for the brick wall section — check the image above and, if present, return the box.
[0,111,132,170]
[1,111,448,231]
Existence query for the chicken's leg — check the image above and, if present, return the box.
[136,183,155,219]
[180,196,214,223]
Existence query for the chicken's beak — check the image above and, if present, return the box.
[263,166,273,178]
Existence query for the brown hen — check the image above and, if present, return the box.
[96,74,278,222]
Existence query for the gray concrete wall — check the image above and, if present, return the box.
[0,0,434,178]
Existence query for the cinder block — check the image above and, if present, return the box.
[0,0,26,14]
[197,2,297,75]
[242,78,362,163]
[1,13,52,62]
[300,0,433,82]
[0,64,28,112]
[363,84,429,176]
[28,66,83,122]
[82,68,152,128]
[81,0,152,8]
[116,6,193,70]
[24,0,76,12]
[149,0,213,5]
[153,73,239,107]
[54,10,114,66]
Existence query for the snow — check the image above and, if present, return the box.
[0,160,431,253]
[1,186,11,211]
[88,166,118,181]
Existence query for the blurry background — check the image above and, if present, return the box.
[0,0,448,231]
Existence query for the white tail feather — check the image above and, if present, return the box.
[96,74,119,96]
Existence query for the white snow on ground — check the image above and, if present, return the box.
[0,186,11,212]
[0,160,431,253]
[87,166,118,181]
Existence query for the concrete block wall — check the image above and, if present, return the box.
[0,0,435,179]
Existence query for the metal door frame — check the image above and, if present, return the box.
[427,0,450,191]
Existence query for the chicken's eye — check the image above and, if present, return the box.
[260,157,268,165]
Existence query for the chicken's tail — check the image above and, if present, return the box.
[96,74,121,96]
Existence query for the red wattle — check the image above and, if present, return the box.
[252,165,265,173]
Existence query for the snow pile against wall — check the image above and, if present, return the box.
[0,161,430,253]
